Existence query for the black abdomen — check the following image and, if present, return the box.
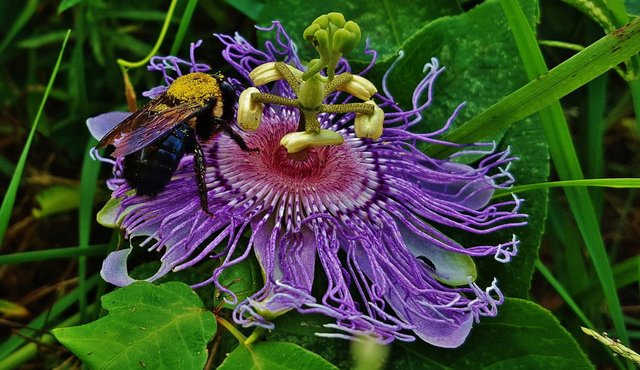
[123,123,194,196]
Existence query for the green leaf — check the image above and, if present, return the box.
[427,14,640,158]
[53,282,216,370]
[499,0,629,346]
[363,0,546,297]
[0,0,38,55]
[390,298,594,369]
[32,185,81,218]
[219,342,338,370]
[257,0,462,61]
[269,312,354,369]
[0,244,110,265]
[626,0,640,15]
[17,30,70,49]
[367,0,539,144]
[476,115,549,297]
[216,255,263,309]
[561,0,619,32]
[226,0,265,21]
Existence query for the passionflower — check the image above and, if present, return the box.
[89,23,527,347]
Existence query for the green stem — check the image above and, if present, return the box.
[275,62,301,94]
[216,316,247,344]
[116,0,178,69]
[321,103,374,114]
[245,327,265,345]
[251,92,301,108]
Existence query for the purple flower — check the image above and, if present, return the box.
[89,23,527,347]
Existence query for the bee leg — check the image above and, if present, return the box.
[223,125,259,152]
[192,142,214,217]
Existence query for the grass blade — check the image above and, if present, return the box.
[426,15,640,158]
[0,30,71,249]
[170,0,199,56]
[493,178,640,197]
[0,244,110,264]
[499,0,629,349]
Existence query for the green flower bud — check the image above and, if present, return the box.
[333,21,360,55]
[302,12,361,81]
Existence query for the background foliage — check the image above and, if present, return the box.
[0,0,639,369]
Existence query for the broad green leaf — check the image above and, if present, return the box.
[218,341,338,370]
[363,0,545,297]
[268,312,353,369]
[216,255,263,309]
[53,282,216,370]
[368,0,539,143]
[626,0,640,15]
[257,0,462,61]
[561,0,619,32]
[475,115,549,297]
[32,185,81,218]
[127,250,262,309]
[427,15,640,157]
[390,298,594,369]
[226,0,265,21]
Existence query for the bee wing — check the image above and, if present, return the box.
[97,95,205,158]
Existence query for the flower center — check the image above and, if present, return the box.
[213,108,376,206]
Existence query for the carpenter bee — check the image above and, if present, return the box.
[97,72,255,216]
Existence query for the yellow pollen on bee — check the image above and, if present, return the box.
[166,72,220,106]
[151,103,171,112]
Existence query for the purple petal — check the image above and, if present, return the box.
[385,282,474,348]
[100,248,175,287]
[247,218,318,314]
[398,222,477,286]
[424,162,495,210]
[100,249,136,287]
[86,112,130,141]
